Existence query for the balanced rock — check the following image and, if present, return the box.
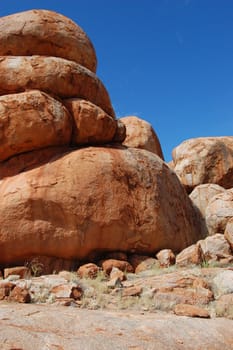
[0,147,203,265]
[0,56,114,117]
[172,137,233,192]
[0,9,97,72]
[121,116,164,159]
[0,90,72,162]
[64,98,117,145]
[205,189,233,235]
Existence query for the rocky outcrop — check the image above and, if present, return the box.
[121,116,164,159]
[0,9,97,72]
[172,137,233,192]
[0,147,203,265]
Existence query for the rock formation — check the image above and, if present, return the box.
[172,137,233,192]
[0,9,205,268]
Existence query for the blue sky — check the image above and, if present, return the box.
[0,1,233,161]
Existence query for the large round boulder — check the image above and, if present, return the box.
[121,116,164,159]
[172,137,233,192]
[0,90,72,162]
[0,56,114,117]
[0,147,204,265]
[0,9,97,72]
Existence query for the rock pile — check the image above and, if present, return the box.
[0,9,204,269]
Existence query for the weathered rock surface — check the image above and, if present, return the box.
[198,234,232,262]
[212,270,233,297]
[0,90,72,161]
[0,146,203,265]
[172,137,233,192]
[0,146,70,179]
[156,249,175,267]
[0,9,97,72]
[0,56,115,117]
[174,304,210,318]
[121,116,164,159]
[205,189,233,235]
[189,184,226,217]
[1,304,233,350]
[64,98,117,145]
[176,243,204,267]
[225,217,233,250]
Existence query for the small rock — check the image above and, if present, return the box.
[156,249,175,267]
[0,281,15,299]
[122,286,142,297]
[77,263,99,279]
[51,284,83,300]
[135,258,160,274]
[174,304,210,318]
[4,266,30,279]
[9,285,31,303]
[199,234,232,262]
[176,244,204,267]
[101,259,134,275]
[110,267,126,282]
[107,277,123,289]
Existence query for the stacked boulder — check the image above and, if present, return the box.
[0,10,204,268]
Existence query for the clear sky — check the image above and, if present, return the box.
[0,0,232,161]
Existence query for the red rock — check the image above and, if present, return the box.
[0,90,72,162]
[205,189,233,235]
[122,286,142,297]
[113,120,126,143]
[0,146,70,180]
[156,249,175,267]
[0,9,97,72]
[135,258,159,274]
[64,98,117,145]
[121,116,164,159]
[0,147,204,265]
[77,263,99,279]
[4,266,30,279]
[174,304,210,318]
[172,137,233,192]
[0,56,114,117]
[176,244,204,267]
[51,284,83,300]
[9,285,31,303]
[224,218,233,251]
[0,281,15,299]
[102,259,134,275]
